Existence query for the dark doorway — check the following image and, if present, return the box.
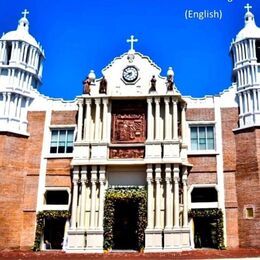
[44,218,66,249]
[113,200,138,250]
[194,218,218,248]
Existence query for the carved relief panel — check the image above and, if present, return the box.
[111,100,147,144]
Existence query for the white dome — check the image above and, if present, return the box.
[0,16,40,49]
[235,11,260,42]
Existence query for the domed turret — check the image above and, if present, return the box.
[235,5,260,42]
[230,4,260,129]
[0,10,45,135]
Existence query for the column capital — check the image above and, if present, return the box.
[95,98,101,104]
[164,97,170,103]
[85,98,92,105]
[147,97,153,103]
[154,97,160,104]
[102,98,109,104]
[77,98,84,105]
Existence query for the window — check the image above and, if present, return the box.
[191,187,218,203]
[45,190,69,205]
[190,126,215,150]
[50,129,74,154]
[246,207,254,219]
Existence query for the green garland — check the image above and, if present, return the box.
[32,210,70,251]
[188,208,225,249]
[103,187,147,251]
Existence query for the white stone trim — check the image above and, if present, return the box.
[36,108,51,212]
[188,184,219,209]
[213,96,227,246]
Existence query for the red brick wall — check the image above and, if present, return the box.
[51,111,77,125]
[188,155,217,185]
[235,128,260,248]
[0,111,46,249]
[221,108,239,248]
[46,159,72,187]
[186,108,215,121]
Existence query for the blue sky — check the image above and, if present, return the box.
[1,0,260,100]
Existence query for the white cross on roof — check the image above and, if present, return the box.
[127,35,138,51]
[244,3,252,12]
[22,9,29,19]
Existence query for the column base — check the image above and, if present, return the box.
[163,141,180,159]
[90,143,107,160]
[86,229,104,253]
[164,227,191,251]
[144,228,163,252]
[66,229,86,251]
[145,142,162,159]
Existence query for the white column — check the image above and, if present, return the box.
[244,41,249,60]
[164,97,170,140]
[90,166,97,229]
[102,98,108,142]
[234,44,238,63]
[106,102,112,143]
[2,93,7,116]
[94,98,101,141]
[79,166,87,229]
[239,93,243,114]
[98,166,106,229]
[182,167,188,228]
[252,40,256,58]
[10,42,15,62]
[17,95,22,119]
[165,164,173,229]
[6,93,11,118]
[253,89,257,112]
[155,164,161,229]
[248,90,253,113]
[12,94,18,118]
[77,99,83,141]
[257,90,260,111]
[84,99,91,141]
[147,98,154,141]
[173,164,180,229]
[155,98,160,141]
[146,164,154,229]
[173,99,178,140]
[23,44,29,63]
[181,103,187,143]
[71,167,79,229]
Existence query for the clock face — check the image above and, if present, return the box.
[123,66,138,82]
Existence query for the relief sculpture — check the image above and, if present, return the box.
[112,114,146,143]
[110,148,145,159]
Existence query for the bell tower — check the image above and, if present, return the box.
[231,4,260,248]
[231,3,260,128]
[0,9,44,135]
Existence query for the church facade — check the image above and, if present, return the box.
[0,5,259,252]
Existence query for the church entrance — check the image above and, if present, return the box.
[44,218,66,249]
[113,200,138,249]
[103,187,147,251]
[194,218,218,248]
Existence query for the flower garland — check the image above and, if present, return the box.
[32,210,70,251]
[103,187,147,251]
[188,208,225,249]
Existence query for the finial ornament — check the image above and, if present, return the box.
[127,35,138,51]
[244,3,252,12]
[22,9,29,19]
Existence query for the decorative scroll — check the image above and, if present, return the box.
[110,147,145,159]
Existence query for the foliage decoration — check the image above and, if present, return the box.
[103,187,147,251]
[32,210,70,251]
[188,208,225,249]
